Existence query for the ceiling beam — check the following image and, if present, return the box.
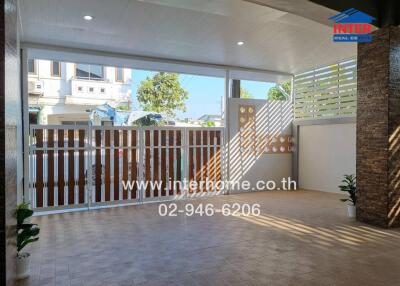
[309,0,400,28]
[247,0,400,28]
[244,0,338,26]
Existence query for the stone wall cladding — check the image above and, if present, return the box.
[357,27,400,228]
[388,27,400,227]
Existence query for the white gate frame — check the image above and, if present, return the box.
[29,125,225,213]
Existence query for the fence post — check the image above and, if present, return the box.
[87,123,93,209]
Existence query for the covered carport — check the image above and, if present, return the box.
[2,0,400,285]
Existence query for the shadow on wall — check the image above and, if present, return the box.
[389,125,400,227]
[229,99,293,189]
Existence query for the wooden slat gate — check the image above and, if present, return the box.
[28,125,224,212]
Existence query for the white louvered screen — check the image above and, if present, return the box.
[294,59,357,120]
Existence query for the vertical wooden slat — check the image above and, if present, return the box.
[159,130,166,196]
[47,129,54,206]
[209,131,216,191]
[36,129,44,208]
[145,130,151,198]
[153,130,159,197]
[202,130,208,192]
[95,130,102,202]
[123,130,128,200]
[78,130,85,204]
[189,131,194,193]
[196,130,201,193]
[131,130,137,199]
[68,130,75,205]
[206,131,210,191]
[211,133,217,192]
[159,130,165,197]
[176,130,182,194]
[168,131,174,196]
[216,131,222,189]
[114,130,120,200]
[105,130,111,202]
[57,129,64,205]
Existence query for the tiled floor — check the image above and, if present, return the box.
[17,190,400,286]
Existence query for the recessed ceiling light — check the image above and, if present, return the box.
[83,15,93,21]
[237,41,244,46]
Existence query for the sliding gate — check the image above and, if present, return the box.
[28,125,224,211]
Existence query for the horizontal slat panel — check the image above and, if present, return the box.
[295,73,356,89]
[294,59,357,120]
[295,95,357,107]
[295,68,357,85]
[296,80,356,94]
[295,60,356,79]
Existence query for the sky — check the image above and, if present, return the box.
[131,70,275,120]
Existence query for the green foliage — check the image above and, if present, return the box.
[267,81,291,101]
[339,174,357,206]
[16,202,40,253]
[132,116,164,127]
[240,87,253,99]
[137,72,189,117]
[116,105,130,111]
[201,121,216,127]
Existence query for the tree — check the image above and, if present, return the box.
[137,72,189,117]
[267,81,291,101]
[116,105,130,111]
[132,115,164,127]
[201,121,216,127]
[240,87,253,99]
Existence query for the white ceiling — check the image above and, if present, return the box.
[19,0,357,75]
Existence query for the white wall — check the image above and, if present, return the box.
[228,98,292,191]
[298,123,356,193]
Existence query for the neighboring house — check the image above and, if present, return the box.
[197,114,222,126]
[28,59,132,125]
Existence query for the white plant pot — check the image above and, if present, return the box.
[16,253,31,279]
[347,204,356,218]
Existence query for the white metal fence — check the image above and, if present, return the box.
[29,125,225,212]
[294,59,357,120]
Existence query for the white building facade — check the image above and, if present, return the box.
[28,59,132,125]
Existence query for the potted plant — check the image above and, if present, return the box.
[15,202,40,279]
[339,174,357,218]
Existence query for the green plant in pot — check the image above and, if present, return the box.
[339,174,356,218]
[16,202,40,279]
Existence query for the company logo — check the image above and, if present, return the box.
[329,8,375,42]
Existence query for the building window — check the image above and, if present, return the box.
[77,86,83,92]
[28,59,36,75]
[89,87,94,93]
[75,64,104,80]
[115,68,124,82]
[51,61,61,77]
[100,88,105,93]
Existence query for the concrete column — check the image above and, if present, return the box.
[1,0,19,284]
[357,27,400,228]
